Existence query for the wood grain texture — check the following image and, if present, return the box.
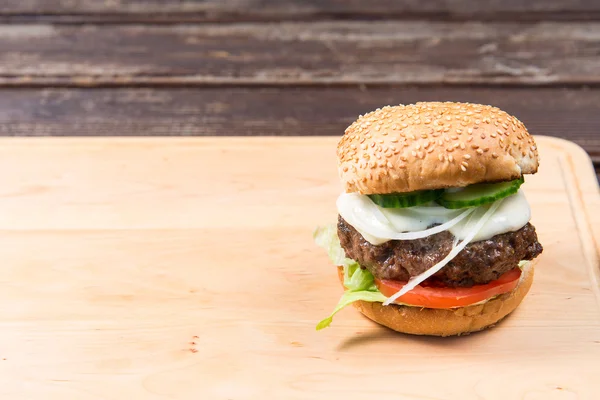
[0,87,597,178]
[0,22,599,85]
[0,136,597,399]
[1,0,599,22]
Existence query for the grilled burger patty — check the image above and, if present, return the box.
[338,216,543,287]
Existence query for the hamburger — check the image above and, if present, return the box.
[315,102,543,336]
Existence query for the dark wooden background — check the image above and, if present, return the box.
[0,1,598,180]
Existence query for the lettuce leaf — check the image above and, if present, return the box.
[313,225,387,330]
[315,289,387,330]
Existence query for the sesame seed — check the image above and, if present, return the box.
[471,144,479,149]
[391,139,398,143]
[421,133,428,139]
[448,155,454,162]
[477,149,484,155]
[461,161,469,167]
[453,143,460,148]
[446,147,454,152]
[464,154,471,159]
[459,143,465,149]
[461,165,467,172]
[438,154,444,161]
[481,133,487,139]
[411,151,417,157]
[427,147,434,153]
[370,142,375,148]
[418,151,424,159]
[491,133,497,138]
[484,147,490,152]
[415,143,421,150]
[467,136,474,142]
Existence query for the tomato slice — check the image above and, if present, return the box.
[375,268,522,309]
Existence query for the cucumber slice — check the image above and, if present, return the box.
[368,190,442,208]
[437,177,524,209]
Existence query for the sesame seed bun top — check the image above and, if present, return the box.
[337,102,539,194]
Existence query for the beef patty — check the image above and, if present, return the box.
[338,216,543,287]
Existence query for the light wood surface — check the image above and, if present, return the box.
[0,136,598,399]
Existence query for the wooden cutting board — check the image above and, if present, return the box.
[0,136,598,399]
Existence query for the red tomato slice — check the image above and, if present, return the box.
[375,268,522,309]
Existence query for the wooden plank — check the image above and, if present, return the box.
[0,1,599,22]
[0,137,598,399]
[0,87,597,178]
[0,22,598,85]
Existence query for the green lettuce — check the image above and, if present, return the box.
[314,225,387,330]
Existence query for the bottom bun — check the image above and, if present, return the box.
[338,264,534,337]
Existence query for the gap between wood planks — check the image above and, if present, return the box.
[1,0,600,23]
